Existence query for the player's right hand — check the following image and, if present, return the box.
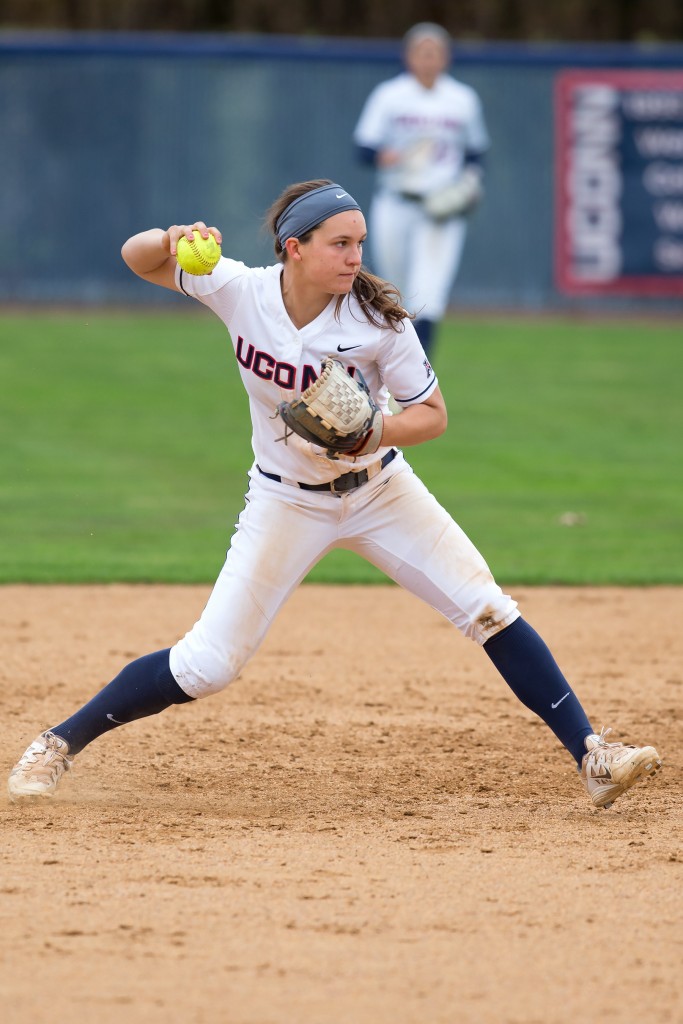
[166,223,223,258]
[378,149,402,168]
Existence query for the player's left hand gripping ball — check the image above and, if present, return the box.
[176,232,222,275]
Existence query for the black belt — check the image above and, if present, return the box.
[399,192,424,202]
[258,449,397,494]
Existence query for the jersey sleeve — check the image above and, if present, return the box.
[174,257,250,324]
[377,319,439,406]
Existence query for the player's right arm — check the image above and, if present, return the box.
[353,81,403,169]
[121,223,222,291]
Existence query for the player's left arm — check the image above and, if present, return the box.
[450,91,489,200]
[381,387,447,447]
[462,91,490,171]
[463,150,486,173]
[121,223,222,291]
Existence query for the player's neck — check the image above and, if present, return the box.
[413,72,439,89]
[280,270,333,330]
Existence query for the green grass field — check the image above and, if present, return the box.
[1,309,680,584]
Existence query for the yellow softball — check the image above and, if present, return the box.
[176,231,221,275]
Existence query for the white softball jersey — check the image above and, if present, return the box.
[175,257,438,484]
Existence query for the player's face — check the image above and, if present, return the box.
[406,38,449,87]
[301,211,367,295]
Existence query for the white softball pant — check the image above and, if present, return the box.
[169,456,519,699]
[369,191,468,321]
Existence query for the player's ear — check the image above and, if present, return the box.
[284,237,303,261]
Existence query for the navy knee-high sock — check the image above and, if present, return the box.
[483,618,593,765]
[51,648,193,755]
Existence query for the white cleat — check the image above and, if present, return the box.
[7,731,73,800]
[581,727,662,809]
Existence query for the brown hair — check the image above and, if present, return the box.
[264,179,410,332]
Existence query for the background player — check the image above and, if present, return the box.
[8,180,661,811]
[353,22,489,362]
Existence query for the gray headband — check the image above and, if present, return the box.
[276,183,361,248]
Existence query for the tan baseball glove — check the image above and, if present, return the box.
[423,166,484,221]
[277,356,384,459]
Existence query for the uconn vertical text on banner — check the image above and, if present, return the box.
[555,70,683,296]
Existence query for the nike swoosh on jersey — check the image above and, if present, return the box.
[336,192,347,198]
[337,344,361,352]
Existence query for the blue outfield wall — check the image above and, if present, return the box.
[1,32,683,312]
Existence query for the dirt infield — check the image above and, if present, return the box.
[1,584,681,1024]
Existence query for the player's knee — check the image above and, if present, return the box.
[169,644,248,699]
[468,603,520,646]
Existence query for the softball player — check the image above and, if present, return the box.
[353,22,489,361]
[8,180,661,811]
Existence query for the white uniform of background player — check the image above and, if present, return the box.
[354,22,489,360]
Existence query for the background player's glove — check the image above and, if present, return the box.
[277,356,384,459]
[423,166,484,221]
